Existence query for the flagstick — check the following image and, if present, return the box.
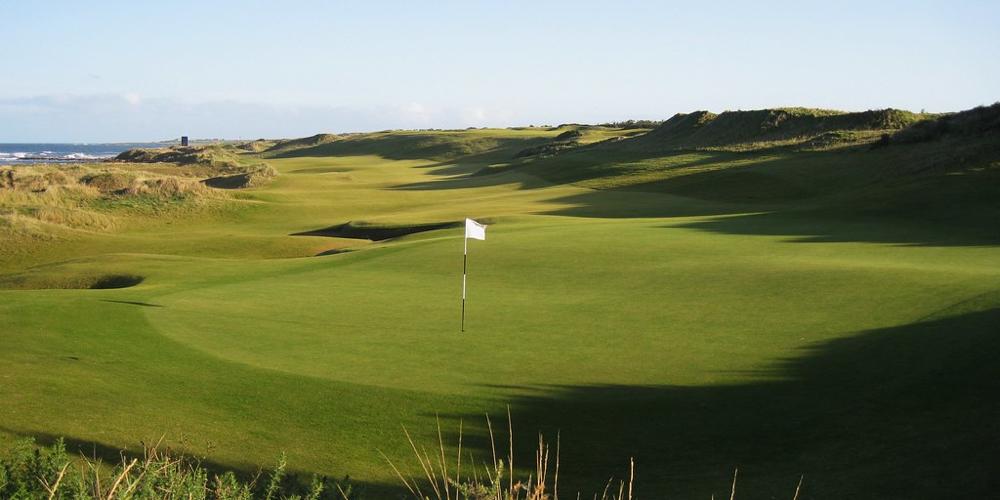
[462,235,468,332]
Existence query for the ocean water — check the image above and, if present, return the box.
[0,143,164,164]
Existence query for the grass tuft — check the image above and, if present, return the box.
[385,412,636,500]
[0,438,357,500]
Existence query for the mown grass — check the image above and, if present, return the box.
[1,106,998,498]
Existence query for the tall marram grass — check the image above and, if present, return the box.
[381,410,634,500]
[1,149,281,235]
[0,163,230,235]
[380,411,805,500]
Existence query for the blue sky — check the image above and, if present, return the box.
[1,0,997,142]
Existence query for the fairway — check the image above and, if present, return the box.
[2,121,1000,498]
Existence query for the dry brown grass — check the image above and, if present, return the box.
[0,163,219,235]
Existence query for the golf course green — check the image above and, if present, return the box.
[2,106,999,498]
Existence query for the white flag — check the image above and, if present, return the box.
[465,218,486,240]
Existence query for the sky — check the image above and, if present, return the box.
[1,0,998,142]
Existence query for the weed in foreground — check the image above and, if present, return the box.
[381,408,634,500]
[0,437,356,500]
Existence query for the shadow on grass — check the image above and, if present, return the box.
[438,304,1000,499]
[390,166,554,192]
[390,146,777,192]
[387,148,732,192]
[99,299,164,308]
[672,208,1000,247]
[291,220,461,241]
[314,248,355,256]
[539,162,1000,246]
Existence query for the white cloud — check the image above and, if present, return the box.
[462,107,487,125]
[122,92,142,106]
[403,102,426,115]
[397,102,434,125]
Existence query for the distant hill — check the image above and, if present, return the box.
[265,133,341,154]
[622,107,933,152]
[505,104,997,182]
[264,128,565,162]
[888,102,1000,144]
[115,144,243,169]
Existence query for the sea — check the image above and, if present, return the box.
[0,143,165,165]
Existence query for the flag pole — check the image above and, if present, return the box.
[462,235,468,332]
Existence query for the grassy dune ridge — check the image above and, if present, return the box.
[1,105,999,498]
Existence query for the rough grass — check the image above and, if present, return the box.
[1,416,644,500]
[204,163,278,189]
[1,147,278,238]
[115,144,243,170]
[888,101,1000,144]
[0,416,812,499]
[0,164,220,235]
[383,414,639,500]
[513,127,646,159]
[0,438,355,500]
[266,129,560,162]
[266,134,342,154]
[238,139,281,153]
[616,107,934,152]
